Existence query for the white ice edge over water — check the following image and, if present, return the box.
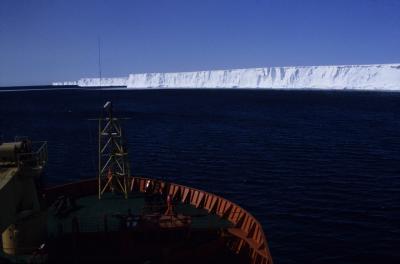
[53,63,400,90]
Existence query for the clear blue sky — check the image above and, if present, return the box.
[0,0,399,86]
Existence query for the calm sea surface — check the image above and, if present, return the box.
[0,88,399,263]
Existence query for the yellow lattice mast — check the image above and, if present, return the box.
[98,101,130,199]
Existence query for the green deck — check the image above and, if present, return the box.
[47,192,232,235]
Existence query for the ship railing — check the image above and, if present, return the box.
[45,177,273,264]
[16,141,48,169]
[132,176,273,264]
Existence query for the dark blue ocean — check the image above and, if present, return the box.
[1,88,399,264]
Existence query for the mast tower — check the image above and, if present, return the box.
[98,101,130,199]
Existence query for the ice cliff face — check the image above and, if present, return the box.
[77,77,128,87]
[52,81,78,86]
[53,64,400,90]
[126,64,400,90]
[53,77,127,87]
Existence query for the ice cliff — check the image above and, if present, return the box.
[53,77,127,87]
[53,64,400,90]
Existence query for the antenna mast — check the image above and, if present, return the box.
[98,101,130,199]
[98,37,102,87]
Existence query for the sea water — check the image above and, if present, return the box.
[0,88,399,264]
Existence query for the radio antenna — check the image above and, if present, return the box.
[98,37,102,87]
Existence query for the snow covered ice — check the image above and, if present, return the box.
[53,64,400,91]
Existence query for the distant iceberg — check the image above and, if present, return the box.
[53,63,400,90]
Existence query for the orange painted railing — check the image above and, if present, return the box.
[45,177,273,264]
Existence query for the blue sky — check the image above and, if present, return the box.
[0,0,399,86]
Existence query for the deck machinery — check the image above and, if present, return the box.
[0,102,273,264]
